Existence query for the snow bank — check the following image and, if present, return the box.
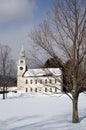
[0,93,86,130]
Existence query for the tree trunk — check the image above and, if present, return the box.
[3,87,5,100]
[72,94,79,123]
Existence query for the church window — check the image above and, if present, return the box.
[20,67,23,70]
[20,60,23,63]
[35,88,37,92]
[50,87,52,92]
[55,79,57,84]
[55,87,57,93]
[30,88,33,92]
[45,79,47,84]
[40,79,42,84]
[26,88,28,92]
[49,79,52,84]
[35,80,37,84]
[45,88,47,92]
[30,79,33,84]
[39,89,41,91]
[26,79,28,84]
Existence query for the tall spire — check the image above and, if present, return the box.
[20,45,25,57]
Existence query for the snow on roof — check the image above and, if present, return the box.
[24,68,61,77]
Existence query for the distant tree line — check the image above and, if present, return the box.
[0,44,17,99]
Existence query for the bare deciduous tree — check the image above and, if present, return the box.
[0,44,16,99]
[30,0,86,123]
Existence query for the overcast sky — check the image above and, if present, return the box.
[0,0,56,64]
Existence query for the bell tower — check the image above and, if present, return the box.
[17,46,26,77]
[17,46,26,92]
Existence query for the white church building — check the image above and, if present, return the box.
[17,46,63,93]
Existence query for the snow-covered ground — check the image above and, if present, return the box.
[0,92,86,130]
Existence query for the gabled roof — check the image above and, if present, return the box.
[24,68,61,77]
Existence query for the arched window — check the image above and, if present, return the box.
[26,88,28,92]
[20,60,23,63]
[49,79,52,84]
[50,87,52,92]
[55,79,57,84]
[35,80,37,84]
[20,67,23,70]
[26,79,28,84]
[45,79,47,84]
[30,88,33,92]
[35,88,37,92]
[30,80,33,84]
[45,88,47,92]
[55,87,57,93]
[40,79,42,84]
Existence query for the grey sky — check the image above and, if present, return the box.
[0,0,56,66]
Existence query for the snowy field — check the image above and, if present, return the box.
[0,92,86,130]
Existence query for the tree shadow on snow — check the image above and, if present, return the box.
[10,114,72,130]
[79,115,86,122]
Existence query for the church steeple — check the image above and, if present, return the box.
[17,46,26,77]
[20,45,25,57]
